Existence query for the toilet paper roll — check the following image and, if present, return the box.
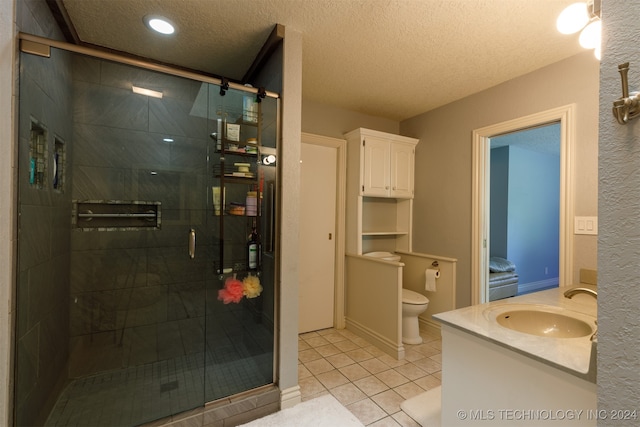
[425,268,440,292]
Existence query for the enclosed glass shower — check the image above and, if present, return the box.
[15,38,279,426]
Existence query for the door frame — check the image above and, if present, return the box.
[301,132,347,328]
[471,104,576,305]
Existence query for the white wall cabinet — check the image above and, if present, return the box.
[358,131,416,198]
[345,128,419,255]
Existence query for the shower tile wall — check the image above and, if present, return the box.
[15,43,74,426]
[68,56,211,380]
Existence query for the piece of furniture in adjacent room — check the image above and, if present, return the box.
[488,256,519,301]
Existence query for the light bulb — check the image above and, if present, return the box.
[579,20,601,50]
[556,3,589,34]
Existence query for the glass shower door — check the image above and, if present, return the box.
[204,85,277,401]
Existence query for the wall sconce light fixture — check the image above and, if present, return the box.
[556,0,601,59]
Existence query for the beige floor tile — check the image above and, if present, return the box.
[371,389,405,414]
[298,327,442,426]
[347,398,387,425]
[413,374,441,391]
[393,363,427,381]
[402,348,426,362]
[393,381,425,400]
[298,363,312,379]
[299,376,326,398]
[301,389,329,402]
[363,345,388,358]
[337,329,360,340]
[412,344,441,358]
[330,382,367,406]
[346,348,375,362]
[354,375,389,396]
[376,369,409,388]
[326,352,356,369]
[352,337,372,347]
[411,357,442,374]
[334,339,360,352]
[369,415,403,426]
[377,353,408,368]
[304,336,331,348]
[339,364,371,382]
[316,369,350,389]
[299,331,320,340]
[360,358,390,375]
[304,358,334,375]
[315,343,342,357]
[298,339,311,351]
[392,410,422,427]
[321,332,348,343]
[298,348,323,363]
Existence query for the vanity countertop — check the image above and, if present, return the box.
[434,286,597,381]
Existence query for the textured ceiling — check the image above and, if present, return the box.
[60,0,586,121]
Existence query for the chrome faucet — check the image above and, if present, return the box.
[563,287,597,299]
[564,287,598,341]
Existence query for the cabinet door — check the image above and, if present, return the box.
[390,142,414,198]
[362,136,390,197]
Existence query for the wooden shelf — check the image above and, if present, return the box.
[362,230,409,236]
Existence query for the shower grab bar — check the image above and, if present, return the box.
[189,229,196,259]
[78,212,157,219]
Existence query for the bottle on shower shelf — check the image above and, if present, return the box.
[247,222,260,270]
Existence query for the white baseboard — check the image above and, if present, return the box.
[418,317,441,337]
[518,277,559,295]
[345,318,405,360]
[280,385,301,409]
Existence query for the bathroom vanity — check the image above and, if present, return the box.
[434,287,597,426]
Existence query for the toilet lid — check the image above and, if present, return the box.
[402,289,429,305]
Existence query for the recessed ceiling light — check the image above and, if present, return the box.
[144,15,175,35]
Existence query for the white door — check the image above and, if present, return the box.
[299,142,337,333]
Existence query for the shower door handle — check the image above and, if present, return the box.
[188,228,196,259]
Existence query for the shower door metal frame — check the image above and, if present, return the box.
[16,31,281,425]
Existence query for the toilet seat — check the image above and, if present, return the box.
[402,289,429,305]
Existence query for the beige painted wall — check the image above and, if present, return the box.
[401,51,599,307]
[302,99,399,137]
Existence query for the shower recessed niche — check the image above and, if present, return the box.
[53,136,65,191]
[28,119,47,189]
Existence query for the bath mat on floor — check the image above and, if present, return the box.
[238,394,364,427]
[400,386,442,427]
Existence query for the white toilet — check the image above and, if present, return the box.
[401,288,429,344]
[363,252,430,344]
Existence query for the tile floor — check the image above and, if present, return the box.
[298,327,442,426]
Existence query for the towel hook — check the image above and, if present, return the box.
[432,261,439,267]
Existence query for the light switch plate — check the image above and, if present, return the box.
[574,216,598,235]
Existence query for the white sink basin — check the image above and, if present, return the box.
[496,308,594,338]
